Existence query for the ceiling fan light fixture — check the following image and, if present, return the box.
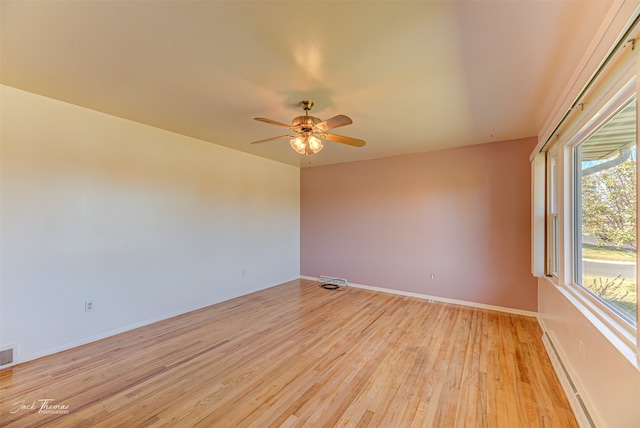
[290,136,306,154]
[290,135,323,155]
[307,135,323,152]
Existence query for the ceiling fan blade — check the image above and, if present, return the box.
[254,117,294,129]
[322,133,366,147]
[316,115,353,131]
[250,134,296,144]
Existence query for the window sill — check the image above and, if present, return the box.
[544,276,639,370]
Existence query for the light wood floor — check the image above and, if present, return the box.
[1,279,576,427]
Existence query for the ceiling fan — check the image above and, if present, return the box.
[251,100,366,155]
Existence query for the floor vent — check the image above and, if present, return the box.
[0,347,14,366]
[542,332,597,428]
[318,276,348,291]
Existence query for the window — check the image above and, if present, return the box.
[534,9,640,364]
[573,97,637,326]
[547,146,559,277]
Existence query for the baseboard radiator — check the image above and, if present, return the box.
[542,332,597,428]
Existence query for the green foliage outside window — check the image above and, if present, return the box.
[582,154,636,251]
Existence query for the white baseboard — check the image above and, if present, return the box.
[5,277,537,369]
[2,281,288,368]
[300,275,537,317]
[2,305,207,368]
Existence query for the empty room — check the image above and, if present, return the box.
[1,1,639,427]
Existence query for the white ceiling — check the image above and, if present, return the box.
[1,1,614,167]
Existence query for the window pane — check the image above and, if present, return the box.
[547,150,559,276]
[575,98,637,326]
[552,214,559,275]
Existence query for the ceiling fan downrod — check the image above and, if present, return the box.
[300,100,313,113]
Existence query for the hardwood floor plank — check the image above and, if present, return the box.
[0,279,577,427]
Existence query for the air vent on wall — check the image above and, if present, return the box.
[319,276,348,291]
[0,347,14,366]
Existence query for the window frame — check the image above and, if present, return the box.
[535,5,640,368]
[546,146,559,278]
[572,99,637,326]
[559,76,639,353]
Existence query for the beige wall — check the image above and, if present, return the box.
[301,137,537,311]
[538,278,640,426]
[0,85,300,363]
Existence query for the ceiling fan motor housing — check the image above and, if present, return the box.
[292,115,321,132]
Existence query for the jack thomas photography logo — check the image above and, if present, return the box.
[10,399,70,415]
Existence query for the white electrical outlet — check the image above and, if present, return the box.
[430,273,435,280]
[85,300,95,312]
[578,340,585,360]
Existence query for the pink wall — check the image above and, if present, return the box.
[301,137,538,311]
